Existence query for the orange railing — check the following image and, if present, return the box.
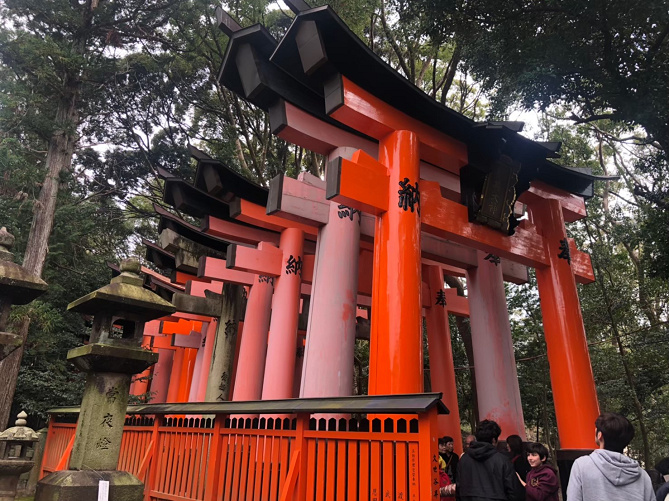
[40,393,446,501]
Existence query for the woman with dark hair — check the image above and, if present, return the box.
[507,434,530,500]
[517,442,559,501]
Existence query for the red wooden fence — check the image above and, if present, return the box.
[40,394,446,501]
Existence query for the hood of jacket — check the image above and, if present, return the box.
[466,441,498,462]
[590,449,643,486]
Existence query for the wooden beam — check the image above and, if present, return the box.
[229,197,319,238]
[226,243,284,276]
[326,75,467,173]
[198,256,256,286]
[204,216,281,246]
[326,152,389,214]
[518,180,587,223]
[421,180,549,269]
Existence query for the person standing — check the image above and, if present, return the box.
[566,412,655,501]
[457,420,518,501]
[462,434,476,456]
[439,436,459,483]
[508,434,530,500]
[516,443,559,501]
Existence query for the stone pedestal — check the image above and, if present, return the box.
[36,470,144,501]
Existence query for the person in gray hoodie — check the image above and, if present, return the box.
[566,412,655,501]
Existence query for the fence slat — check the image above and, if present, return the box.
[370,441,381,501]
[336,440,346,501]
[382,441,394,501]
[347,440,358,501]
[395,441,408,501]
[305,438,317,501]
[325,440,336,501]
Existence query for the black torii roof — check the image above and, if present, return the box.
[217,4,617,199]
[157,165,260,226]
[143,239,176,272]
[189,146,269,207]
[154,204,238,255]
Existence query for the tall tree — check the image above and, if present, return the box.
[0,0,180,428]
[412,0,669,153]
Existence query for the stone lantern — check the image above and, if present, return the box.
[0,227,47,360]
[35,258,176,501]
[0,411,39,501]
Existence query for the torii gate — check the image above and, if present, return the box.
[216,2,615,459]
[215,9,527,441]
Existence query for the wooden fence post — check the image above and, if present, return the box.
[141,414,162,501]
[418,408,440,501]
[203,413,225,501]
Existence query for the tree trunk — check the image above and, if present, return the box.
[0,70,81,432]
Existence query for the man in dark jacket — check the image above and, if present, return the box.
[457,419,518,501]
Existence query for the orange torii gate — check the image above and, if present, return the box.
[225,0,614,462]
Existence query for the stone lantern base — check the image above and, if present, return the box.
[35,470,143,501]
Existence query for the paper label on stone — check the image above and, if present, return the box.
[98,480,110,501]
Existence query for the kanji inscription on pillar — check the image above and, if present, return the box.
[435,290,447,307]
[285,255,302,276]
[105,386,120,403]
[558,238,571,264]
[258,275,274,285]
[398,177,420,213]
[484,253,501,266]
[337,204,361,221]
[101,413,114,428]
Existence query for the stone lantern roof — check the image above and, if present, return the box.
[0,227,47,305]
[0,411,38,443]
[67,258,175,322]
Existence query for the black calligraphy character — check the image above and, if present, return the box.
[285,255,303,276]
[385,490,391,498]
[398,494,404,500]
[96,437,111,450]
[105,386,119,404]
[557,238,571,264]
[432,454,439,463]
[224,320,236,338]
[258,275,274,286]
[337,204,361,222]
[484,253,501,266]
[101,413,113,428]
[435,290,447,307]
[398,178,420,214]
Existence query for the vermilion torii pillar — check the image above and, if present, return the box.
[227,230,306,400]
[467,251,526,439]
[522,184,600,449]
[424,265,467,451]
[328,133,424,394]
[197,251,275,401]
[266,150,362,400]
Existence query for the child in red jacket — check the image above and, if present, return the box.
[517,442,559,501]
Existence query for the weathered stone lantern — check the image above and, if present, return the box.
[0,411,39,501]
[35,258,176,501]
[0,227,48,361]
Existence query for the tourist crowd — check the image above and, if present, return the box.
[437,412,661,501]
